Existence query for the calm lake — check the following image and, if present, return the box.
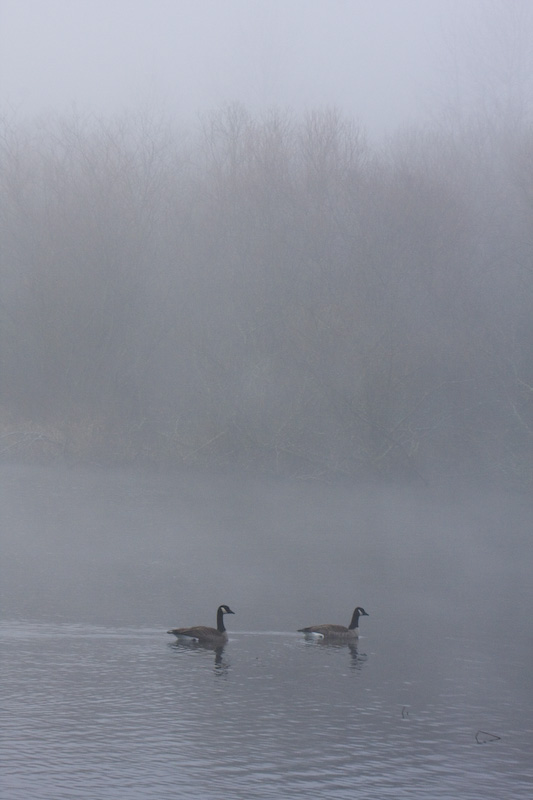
[1,465,532,799]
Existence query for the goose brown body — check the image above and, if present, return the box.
[298,606,369,640]
[168,604,235,644]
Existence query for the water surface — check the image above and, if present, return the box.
[1,466,532,798]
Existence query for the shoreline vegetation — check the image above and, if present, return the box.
[1,107,532,488]
[0,399,530,490]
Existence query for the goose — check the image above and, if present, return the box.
[298,606,369,640]
[167,604,235,644]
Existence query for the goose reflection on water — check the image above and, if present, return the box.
[301,636,369,671]
[168,638,230,673]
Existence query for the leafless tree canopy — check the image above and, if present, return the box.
[1,107,532,485]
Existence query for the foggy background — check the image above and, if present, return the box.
[2,1,532,135]
[1,0,532,488]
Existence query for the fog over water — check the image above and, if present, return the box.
[2,464,532,633]
[1,3,533,796]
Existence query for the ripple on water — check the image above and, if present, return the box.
[2,622,532,800]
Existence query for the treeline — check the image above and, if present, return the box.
[1,106,532,485]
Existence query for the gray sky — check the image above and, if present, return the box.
[1,0,531,135]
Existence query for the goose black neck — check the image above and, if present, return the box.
[216,607,226,633]
[348,610,361,630]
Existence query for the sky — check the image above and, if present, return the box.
[0,0,532,136]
